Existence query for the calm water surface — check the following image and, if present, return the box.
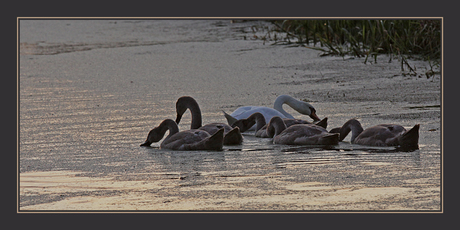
[19,20,441,211]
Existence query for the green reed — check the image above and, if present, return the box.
[266,19,441,74]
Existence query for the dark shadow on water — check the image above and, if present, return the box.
[329,142,420,154]
[340,146,419,154]
[405,104,440,110]
[280,145,338,154]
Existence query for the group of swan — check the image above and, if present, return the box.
[141,96,242,150]
[141,95,420,150]
[223,94,320,131]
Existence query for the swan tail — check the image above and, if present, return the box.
[314,117,328,129]
[223,110,238,126]
[204,128,224,150]
[399,124,420,149]
[319,133,340,145]
[223,127,243,145]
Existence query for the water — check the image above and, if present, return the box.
[19,19,441,211]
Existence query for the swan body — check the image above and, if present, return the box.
[140,119,224,150]
[329,119,419,149]
[266,116,339,145]
[231,112,328,138]
[223,95,320,131]
[175,96,243,145]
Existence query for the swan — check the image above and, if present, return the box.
[265,116,339,145]
[231,112,328,138]
[329,119,419,149]
[140,119,224,150]
[175,96,243,145]
[223,95,320,131]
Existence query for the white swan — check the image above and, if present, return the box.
[223,95,320,131]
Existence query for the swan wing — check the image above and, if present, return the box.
[274,124,337,145]
[353,125,406,146]
[161,129,210,149]
[231,106,288,122]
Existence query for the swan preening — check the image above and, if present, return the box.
[329,119,420,149]
[141,95,420,151]
[223,95,320,131]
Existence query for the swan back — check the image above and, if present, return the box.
[140,118,224,150]
[162,128,224,150]
[272,122,339,145]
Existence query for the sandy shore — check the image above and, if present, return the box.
[19,20,441,211]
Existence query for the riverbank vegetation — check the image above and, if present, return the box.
[249,19,441,76]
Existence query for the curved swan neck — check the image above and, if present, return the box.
[249,112,266,131]
[267,116,287,137]
[159,119,180,139]
[273,95,296,118]
[142,119,179,146]
[341,119,364,142]
[176,96,202,129]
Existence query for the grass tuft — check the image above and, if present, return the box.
[250,19,441,75]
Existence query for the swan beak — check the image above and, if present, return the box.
[140,141,151,147]
[310,111,321,122]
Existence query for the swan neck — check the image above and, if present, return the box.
[177,97,202,129]
[267,117,287,137]
[343,119,364,143]
[189,103,202,129]
[160,119,179,141]
[251,112,266,131]
[273,95,297,118]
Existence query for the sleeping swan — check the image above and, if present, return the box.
[140,119,224,150]
[175,96,243,145]
[223,95,320,131]
[266,116,339,145]
[329,119,419,149]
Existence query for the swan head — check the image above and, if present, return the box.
[140,127,163,147]
[175,96,202,129]
[175,106,187,124]
[231,118,255,133]
[175,97,191,124]
[297,101,320,122]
